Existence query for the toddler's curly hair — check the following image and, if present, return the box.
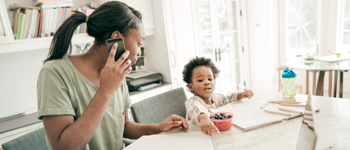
[182,57,220,86]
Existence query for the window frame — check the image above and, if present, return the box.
[278,0,321,66]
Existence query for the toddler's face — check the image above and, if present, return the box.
[189,66,215,100]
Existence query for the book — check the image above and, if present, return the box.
[59,7,63,27]
[61,7,66,25]
[9,3,40,11]
[16,13,23,40]
[34,0,73,8]
[23,9,33,39]
[37,7,43,37]
[212,97,306,131]
[19,13,26,39]
[34,11,40,38]
[124,131,214,150]
[27,9,37,39]
[12,8,20,36]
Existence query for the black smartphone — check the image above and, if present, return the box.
[106,37,126,61]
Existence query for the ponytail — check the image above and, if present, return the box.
[44,1,143,63]
[44,11,86,63]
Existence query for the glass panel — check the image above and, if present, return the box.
[235,61,241,84]
[342,0,350,51]
[217,1,228,32]
[229,1,238,30]
[198,1,212,35]
[219,32,230,52]
[286,0,316,57]
[233,32,240,60]
[201,35,213,59]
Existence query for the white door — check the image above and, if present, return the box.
[194,0,244,94]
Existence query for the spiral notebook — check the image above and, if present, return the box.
[213,96,307,131]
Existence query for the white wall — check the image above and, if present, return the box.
[246,0,280,93]
[0,46,83,118]
[143,0,172,83]
[0,49,46,118]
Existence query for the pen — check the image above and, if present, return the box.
[260,101,269,109]
[264,110,291,116]
[280,104,306,107]
[278,107,303,114]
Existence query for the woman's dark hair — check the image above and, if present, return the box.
[44,1,142,63]
[182,57,220,85]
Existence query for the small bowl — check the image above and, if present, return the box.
[210,112,234,131]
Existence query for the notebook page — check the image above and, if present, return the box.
[212,96,307,131]
[124,131,214,150]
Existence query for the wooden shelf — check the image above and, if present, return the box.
[0,33,94,54]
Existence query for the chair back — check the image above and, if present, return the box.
[130,87,187,124]
[2,128,48,150]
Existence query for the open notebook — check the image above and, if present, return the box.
[124,131,214,150]
[212,96,307,131]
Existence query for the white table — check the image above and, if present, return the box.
[313,95,350,149]
[166,94,350,150]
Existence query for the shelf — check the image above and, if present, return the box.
[0,33,94,54]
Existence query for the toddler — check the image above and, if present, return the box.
[183,57,254,136]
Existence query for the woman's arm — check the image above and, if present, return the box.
[123,112,189,139]
[42,90,113,150]
[43,43,131,149]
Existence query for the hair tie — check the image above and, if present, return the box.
[85,16,89,24]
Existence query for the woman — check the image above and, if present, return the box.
[37,1,189,150]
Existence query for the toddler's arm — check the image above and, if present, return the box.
[215,89,254,106]
[185,97,209,124]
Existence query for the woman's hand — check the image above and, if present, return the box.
[100,43,131,96]
[198,114,219,136]
[158,115,190,132]
[238,89,254,100]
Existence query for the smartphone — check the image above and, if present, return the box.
[106,37,126,61]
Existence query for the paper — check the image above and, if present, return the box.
[124,131,214,150]
[212,96,307,131]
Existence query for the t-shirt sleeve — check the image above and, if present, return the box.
[37,67,75,119]
[122,80,132,112]
[185,97,209,124]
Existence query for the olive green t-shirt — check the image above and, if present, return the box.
[37,55,131,150]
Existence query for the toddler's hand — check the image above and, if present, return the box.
[199,119,220,136]
[241,89,254,99]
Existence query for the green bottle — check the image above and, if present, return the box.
[282,68,297,98]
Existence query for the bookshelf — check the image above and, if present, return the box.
[0,0,155,55]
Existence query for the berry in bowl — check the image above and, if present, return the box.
[209,112,233,131]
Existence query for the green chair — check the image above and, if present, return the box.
[130,87,188,124]
[1,128,48,150]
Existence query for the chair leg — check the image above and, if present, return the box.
[328,71,332,97]
[313,71,317,95]
[306,71,309,94]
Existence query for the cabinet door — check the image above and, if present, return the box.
[118,0,155,36]
[0,0,13,44]
[195,0,243,94]
[164,0,197,74]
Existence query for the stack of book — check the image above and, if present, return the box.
[9,1,95,40]
[34,0,73,8]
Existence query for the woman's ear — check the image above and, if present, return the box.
[111,31,122,39]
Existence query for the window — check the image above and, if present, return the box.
[279,0,319,61]
[337,0,350,53]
